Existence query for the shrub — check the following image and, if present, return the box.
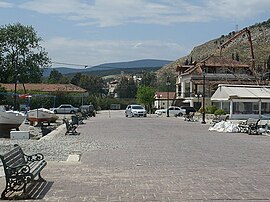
[206,105,217,114]
[214,109,226,116]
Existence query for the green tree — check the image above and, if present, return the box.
[140,71,157,87]
[156,72,175,92]
[71,74,105,96]
[0,23,51,83]
[70,73,82,86]
[0,85,7,104]
[136,85,156,112]
[48,69,63,83]
[115,77,137,98]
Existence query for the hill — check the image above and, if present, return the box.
[158,18,270,75]
[43,59,172,77]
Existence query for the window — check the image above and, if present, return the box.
[233,102,257,114]
[262,103,270,114]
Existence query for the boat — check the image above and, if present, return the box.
[27,108,59,125]
[0,105,26,132]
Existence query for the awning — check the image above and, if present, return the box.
[211,84,270,101]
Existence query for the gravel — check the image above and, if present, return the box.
[0,119,103,162]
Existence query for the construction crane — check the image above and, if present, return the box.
[219,27,255,70]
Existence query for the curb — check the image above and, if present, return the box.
[38,124,66,141]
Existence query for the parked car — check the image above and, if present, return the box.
[79,104,96,117]
[125,105,147,117]
[155,106,182,117]
[50,104,79,114]
[178,106,196,116]
[155,106,196,117]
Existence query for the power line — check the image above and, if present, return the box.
[52,61,88,68]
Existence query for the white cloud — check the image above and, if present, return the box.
[206,0,270,20]
[19,0,83,14]
[19,0,270,27]
[0,1,13,8]
[43,37,185,67]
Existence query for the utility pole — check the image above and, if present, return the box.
[201,62,206,124]
[166,76,171,117]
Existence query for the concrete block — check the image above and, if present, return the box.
[67,154,80,162]
[10,131,30,139]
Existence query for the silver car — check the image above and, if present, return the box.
[125,105,147,117]
[51,104,79,114]
[155,106,181,117]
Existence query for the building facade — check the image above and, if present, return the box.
[175,55,256,110]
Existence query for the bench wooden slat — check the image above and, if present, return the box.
[29,161,47,177]
[3,148,25,167]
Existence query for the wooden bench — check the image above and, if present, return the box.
[238,118,261,135]
[0,144,47,199]
[63,118,80,135]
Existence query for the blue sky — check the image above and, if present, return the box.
[0,0,270,68]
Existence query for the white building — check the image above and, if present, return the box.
[211,84,270,119]
[154,92,176,109]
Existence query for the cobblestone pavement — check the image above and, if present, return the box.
[1,110,270,201]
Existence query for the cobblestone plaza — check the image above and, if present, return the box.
[1,110,270,201]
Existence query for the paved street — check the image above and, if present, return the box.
[2,110,270,201]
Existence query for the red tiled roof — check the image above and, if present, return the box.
[182,55,250,76]
[0,83,87,93]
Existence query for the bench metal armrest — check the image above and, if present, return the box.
[7,164,31,177]
[25,153,44,162]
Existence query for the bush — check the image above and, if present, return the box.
[214,109,226,116]
[206,105,217,114]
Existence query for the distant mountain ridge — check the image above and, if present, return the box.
[43,59,172,77]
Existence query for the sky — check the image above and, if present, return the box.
[0,0,270,69]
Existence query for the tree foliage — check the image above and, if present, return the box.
[136,85,156,112]
[140,71,157,87]
[156,71,175,92]
[0,23,50,83]
[0,85,7,104]
[71,73,105,96]
[47,69,69,84]
[115,77,137,98]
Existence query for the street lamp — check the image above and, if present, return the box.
[195,94,202,110]
[201,62,206,124]
[166,76,171,117]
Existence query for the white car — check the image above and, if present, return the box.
[155,106,182,117]
[125,105,147,117]
[50,104,79,114]
[155,106,196,117]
